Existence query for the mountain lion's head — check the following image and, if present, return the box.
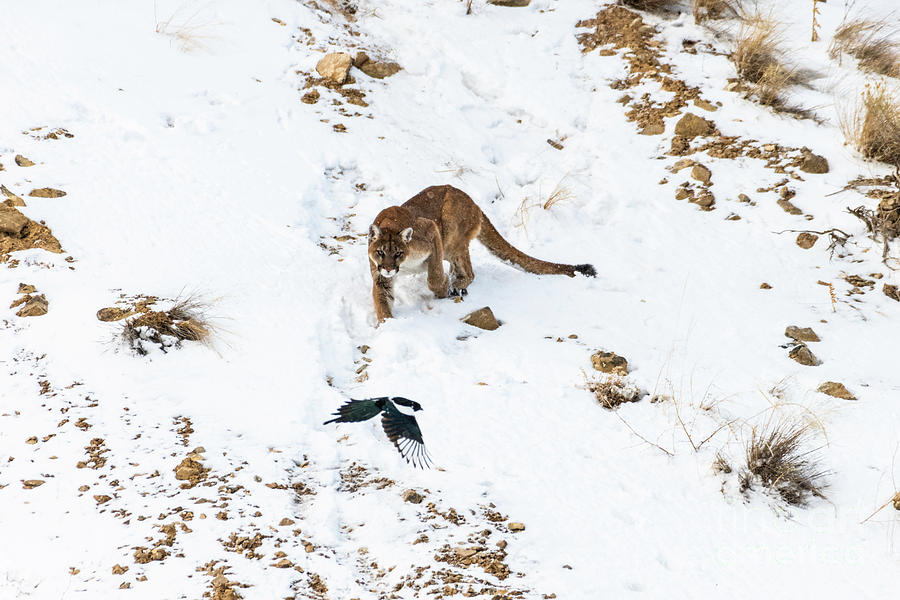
[368,224,413,278]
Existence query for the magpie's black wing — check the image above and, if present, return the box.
[381,401,432,469]
[323,398,385,425]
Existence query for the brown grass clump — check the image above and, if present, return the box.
[122,296,213,355]
[586,374,644,409]
[830,19,900,78]
[841,82,900,167]
[740,417,828,506]
[693,0,741,24]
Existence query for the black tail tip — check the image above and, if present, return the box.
[574,264,597,277]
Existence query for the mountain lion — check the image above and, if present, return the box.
[368,185,595,322]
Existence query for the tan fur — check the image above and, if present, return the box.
[368,185,595,322]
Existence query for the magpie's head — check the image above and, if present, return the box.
[393,397,423,412]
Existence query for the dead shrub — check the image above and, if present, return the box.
[740,417,828,506]
[693,0,741,24]
[830,18,900,78]
[154,3,221,53]
[585,374,644,409]
[841,82,900,167]
[121,295,214,355]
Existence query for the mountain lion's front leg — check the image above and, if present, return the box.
[370,263,395,323]
[421,219,450,298]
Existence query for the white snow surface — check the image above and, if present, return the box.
[1,0,899,598]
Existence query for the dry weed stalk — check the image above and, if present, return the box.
[740,416,829,505]
[154,1,221,52]
[841,82,900,167]
[122,295,215,355]
[811,0,822,42]
[830,18,900,78]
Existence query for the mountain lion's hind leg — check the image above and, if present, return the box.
[449,249,474,297]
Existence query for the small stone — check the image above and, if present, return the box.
[639,122,665,136]
[15,155,35,167]
[455,547,478,558]
[279,517,295,526]
[488,0,530,5]
[359,60,402,79]
[1,185,26,207]
[884,284,900,302]
[693,98,717,112]
[673,113,715,138]
[301,89,320,104]
[795,233,818,249]
[777,198,802,215]
[96,307,135,321]
[760,282,772,289]
[271,17,286,26]
[462,307,500,330]
[273,558,293,568]
[669,158,695,173]
[725,213,741,221]
[353,52,370,67]
[690,164,711,183]
[692,190,715,209]
[304,542,315,553]
[590,351,628,376]
[78,485,90,492]
[508,522,525,532]
[0,205,28,235]
[17,283,35,294]
[15,294,48,317]
[28,187,66,198]
[763,144,777,152]
[788,343,818,366]
[316,52,352,85]
[26,436,37,444]
[402,489,424,504]
[112,564,128,575]
[669,135,691,156]
[674,188,692,201]
[785,326,820,342]
[738,193,751,203]
[174,457,205,481]
[94,494,112,504]
[23,479,45,489]
[799,150,829,174]
[817,381,855,400]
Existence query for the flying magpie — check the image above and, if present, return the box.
[323,396,432,469]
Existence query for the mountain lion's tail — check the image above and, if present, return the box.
[477,212,596,278]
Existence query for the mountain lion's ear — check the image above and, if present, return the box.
[401,227,414,243]
[369,224,381,240]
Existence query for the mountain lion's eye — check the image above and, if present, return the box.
[376,250,384,258]
[394,252,403,259]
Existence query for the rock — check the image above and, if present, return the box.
[15,155,35,167]
[799,150,828,174]
[669,135,691,155]
[455,547,478,558]
[112,564,128,575]
[738,193,751,202]
[590,351,628,376]
[15,294,48,317]
[0,205,28,235]
[353,52,370,67]
[508,522,525,531]
[316,52,352,84]
[669,158,695,173]
[690,164,711,183]
[462,306,500,330]
[785,326,820,342]
[884,284,900,302]
[788,343,818,366]
[674,113,715,138]
[817,381,855,400]
[96,307,135,321]
[777,198,802,215]
[301,89,320,104]
[693,98,717,112]
[1,185,25,207]
[133,547,168,563]
[795,232,818,249]
[23,479,45,489]
[94,494,112,504]
[279,517,295,526]
[760,282,772,289]
[273,558,293,568]
[359,60,402,79]
[174,457,205,482]
[402,489,424,504]
[692,190,715,209]
[488,0,531,5]
[674,187,692,201]
[17,283,35,294]
[28,187,66,198]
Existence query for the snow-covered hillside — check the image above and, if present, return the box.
[2,0,899,598]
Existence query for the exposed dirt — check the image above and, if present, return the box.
[0,215,63,263]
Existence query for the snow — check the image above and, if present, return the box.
[1,0,899,598]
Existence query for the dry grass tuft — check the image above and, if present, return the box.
[740,416,828,506]
[830,19,900,78]
[692,0,741,24]
[154,2,221,53]
[619,0,679,12]
[586,374,644,409]
[122,295,214,355]
[841,82,900,167]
